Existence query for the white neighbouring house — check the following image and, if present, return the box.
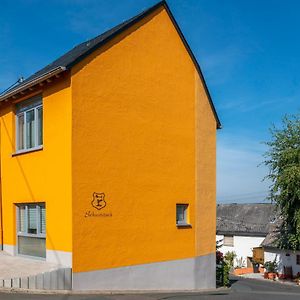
[216,203,276,268]
[260,225,300,278]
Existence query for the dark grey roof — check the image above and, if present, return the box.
[260,225,280,247]
[217,203,277,236]
[0,0,221,128]
[260,218,283,248]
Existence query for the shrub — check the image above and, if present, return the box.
[224,251,236,268]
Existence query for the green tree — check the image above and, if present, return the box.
[263,113,300,250]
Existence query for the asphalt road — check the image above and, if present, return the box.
[0,276,299,300]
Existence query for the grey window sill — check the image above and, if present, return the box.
[12,146,43,157]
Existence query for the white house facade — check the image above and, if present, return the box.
[216,203,276,268]
[261,226,300,278]
[216,234,265,267]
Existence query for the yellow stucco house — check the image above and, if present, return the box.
[0,1,221,290]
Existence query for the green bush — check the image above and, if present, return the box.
[224,251,236,269]
[223,262,230,286]
[216,260,231,287]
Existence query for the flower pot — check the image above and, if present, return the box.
[267,272,277,280]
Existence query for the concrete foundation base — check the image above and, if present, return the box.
[73,253,215,291]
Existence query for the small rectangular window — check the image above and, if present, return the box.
[176,204,189,226]
[297,255,300,265]
[223,235,234,247]
[16,96,43,152]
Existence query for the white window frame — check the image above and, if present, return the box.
[176,203,190,226]
[15,96,43,153]
[16,203,46,259]
[17,203,46,238]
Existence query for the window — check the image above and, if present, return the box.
[297,255,300,265]
[223,235,234,247]
[176,204,189,226]
[17,203,46,258]
[16,96,43,152]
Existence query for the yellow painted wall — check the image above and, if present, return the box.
[0,146,2,247]
[71,7,216,273]
[0,76,72,253]
[195,73,217,257]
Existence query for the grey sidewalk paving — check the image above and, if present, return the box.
[240,272,300,287]
[0,251,60,279]
[240,273,265,280]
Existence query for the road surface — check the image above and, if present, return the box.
[0,276,299,299]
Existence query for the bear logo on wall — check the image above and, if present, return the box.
[92,192,106,210]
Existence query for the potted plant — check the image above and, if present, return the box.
[294,272,300,285]
[264,260,278,280]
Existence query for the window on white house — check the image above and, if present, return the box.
[176,204,189,226]
[223,235,234,247]
[17,203,46,258]
[16,96,43,152]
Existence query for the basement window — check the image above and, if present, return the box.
[16,203,46,258]
[176,204,190,226]
[15,95,43,152]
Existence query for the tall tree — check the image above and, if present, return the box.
[263,113,300,250]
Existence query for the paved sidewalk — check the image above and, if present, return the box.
[0,251,60,279]
[240,272,300,287]
[240,273,265,280]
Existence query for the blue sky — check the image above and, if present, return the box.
[1,0,299,203]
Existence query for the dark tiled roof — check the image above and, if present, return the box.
[0,0,221,128]
[260,218,284,248]
[217,203,277,236]
[260,225,280,247]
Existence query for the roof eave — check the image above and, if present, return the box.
[0,66,67,102]
[216,230,268,237]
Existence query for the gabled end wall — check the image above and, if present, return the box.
[70,6,217,290]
